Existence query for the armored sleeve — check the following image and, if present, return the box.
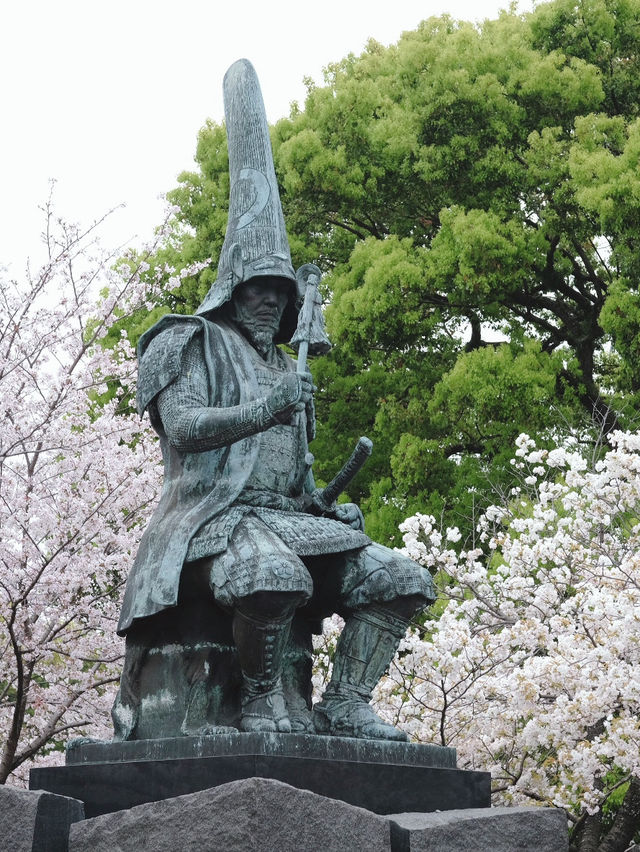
[156,336,273,452]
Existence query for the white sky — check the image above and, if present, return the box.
[1,0,532,274]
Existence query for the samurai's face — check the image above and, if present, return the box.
[230,277,292,354]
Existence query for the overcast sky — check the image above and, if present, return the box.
[2,0,533,273]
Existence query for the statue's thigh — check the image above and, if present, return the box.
[208,515,313,607]
[308,543,435,613]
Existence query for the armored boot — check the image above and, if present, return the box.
[313,604,412,741]
[233,606,293,733]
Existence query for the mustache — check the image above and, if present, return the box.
[254,309,281,323]
[229,301,282,332]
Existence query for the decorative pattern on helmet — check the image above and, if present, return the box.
[197,59,298,343]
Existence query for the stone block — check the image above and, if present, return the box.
[32,733,490,818]
[64,731,457,769]
[388,806,568,852]
[0,786,84,852]
[68,776,391,852]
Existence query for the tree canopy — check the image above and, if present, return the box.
[135,0,640,544]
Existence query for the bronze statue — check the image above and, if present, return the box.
[112,59,435,742]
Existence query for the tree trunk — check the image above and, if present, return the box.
[573,812,602,852]
[598,778,640,852]
[575,343,619,435]
[0,630,28,784]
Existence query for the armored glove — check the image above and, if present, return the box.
[302,495,365,531]
[331,502,365,531]
[266,372,313,425]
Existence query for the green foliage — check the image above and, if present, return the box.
[428,342,565,451]
[130,0,640,543]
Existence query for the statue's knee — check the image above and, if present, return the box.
[342,565,432,614]
[341,567,396,609]
[381,593,427,621]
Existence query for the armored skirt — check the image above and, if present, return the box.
[183,504,435,614]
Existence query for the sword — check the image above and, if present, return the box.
[307,436,373,514]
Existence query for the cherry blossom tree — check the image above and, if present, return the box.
[0,195,173,784]
[370,431,640,852]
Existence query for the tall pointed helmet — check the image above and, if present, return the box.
[196,59,299,342]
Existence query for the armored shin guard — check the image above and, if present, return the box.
[313,604,411,741]
[232,607,293,733]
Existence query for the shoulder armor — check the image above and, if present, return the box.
[136,315,206,416]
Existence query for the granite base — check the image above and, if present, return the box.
[65,778,568,852]
[0,786,84,852]
[30,733,490,819]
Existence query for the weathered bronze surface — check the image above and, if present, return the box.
[112,59,435,743]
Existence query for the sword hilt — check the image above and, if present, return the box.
[313,436,373,513]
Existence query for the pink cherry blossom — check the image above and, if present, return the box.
[0,196,173,785]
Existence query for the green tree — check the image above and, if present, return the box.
[137,0,640,542]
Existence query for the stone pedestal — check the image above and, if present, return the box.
[388,806,569,851]
[65,777,568,852]
[22,736,570,851]
[68,777,392,852]
[0,786,84,852]
[29,733,489,819]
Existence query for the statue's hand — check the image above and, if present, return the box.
[266,372,313,425]
[331,503,365,531]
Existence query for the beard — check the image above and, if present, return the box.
[229,300,280,356]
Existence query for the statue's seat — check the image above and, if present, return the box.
[113,593,315,740]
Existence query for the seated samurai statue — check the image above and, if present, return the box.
[112,59,435,742]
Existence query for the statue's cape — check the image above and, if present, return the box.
[117,314,263,635]
[136,314,205,417]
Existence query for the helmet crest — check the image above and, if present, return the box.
[197,59,298,342]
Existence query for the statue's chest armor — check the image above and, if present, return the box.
[244,364,301,496]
